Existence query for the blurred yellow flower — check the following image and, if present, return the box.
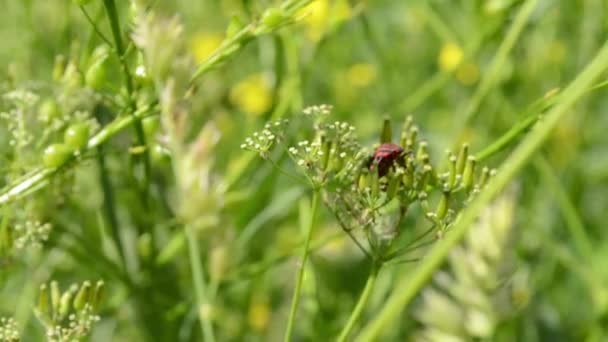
[300,0,352,42]
[346,63,377,87]
[229,73,273,116]
[248,295,270,333]
[438,42,464,72]
[190,31,224,63]
[456,62,479,85]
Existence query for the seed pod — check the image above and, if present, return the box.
[436,191,450,220]
[50,281,61,318]
[64,123,90,151]
[447,152,457,190]
[462,156,477,190]
[73,281,91,311]
[381,117,392,143]
[91,280,105,311]
[321,139,332,171]
[358,169,370,191]
[478,166,490,188]
[43,144,72,168]
[386,170,400,199]
[456,143,469,175]
[38,284,50,320]
[58,288,74,319]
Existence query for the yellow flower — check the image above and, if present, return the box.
[248,295,270,333]
[456,62,479,85]
[346,63,377,87]
[229,73,272,116]
[438,42,464,72]
[190,31,224,63]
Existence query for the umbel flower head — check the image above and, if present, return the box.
[243,106,494,263]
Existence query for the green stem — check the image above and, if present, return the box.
[102,0,151,206]
[186,226,216,342]
[283,189,320,342]
[337,263,381,342]
[355,40,608,342]
[534,157,594,260]
[96,144,126,267]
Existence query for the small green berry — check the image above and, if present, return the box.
[142,116,160,139]
[64,123,90,150]
[261,8,286,29]
[43,144,72,168]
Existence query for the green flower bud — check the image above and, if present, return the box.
[59,289,74,319]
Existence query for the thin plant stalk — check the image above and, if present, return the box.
[101,0,151,204]
[355,40,608,342]
[186,226,216,342]
[337,262,381,342]
[283,190,320,342]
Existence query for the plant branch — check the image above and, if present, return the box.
[355,40,608,342]
[284,189,320,341]
[337,262,380,342]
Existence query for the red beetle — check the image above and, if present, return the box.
[368,143,409,177]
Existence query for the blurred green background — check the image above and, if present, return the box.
[1,0,607,341]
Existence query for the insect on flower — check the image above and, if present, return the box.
[368,143,410,177]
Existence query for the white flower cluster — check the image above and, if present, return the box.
[302,104,333,117]
[0,317,19,342]
[45,305,101,342]
[240,119,289,157]
[13,220,52,250]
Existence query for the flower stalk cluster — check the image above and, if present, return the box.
[34,280,104,342]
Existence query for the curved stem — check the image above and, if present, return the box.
[283,189,320,342]
[186,226,216,342]
[337,262,381,342]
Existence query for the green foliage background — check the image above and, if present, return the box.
[0,0,607,341]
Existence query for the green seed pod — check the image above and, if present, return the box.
[462,156,477,190]
[64,123,90,150]
[142,116,160,139]
[85,56,109,90]
[91,280,105,311]
[321,140,332,171]
[73,281,91,311]
[261,7,286,29]
[39,99,61,122]
[386,171,400,199]
[371,167,380,199]
[447,153,457,190]
[58,289,74,319]
[50,281,61,318]
[43,144,72,169]
[53,55,66,82]
[478,166,490,188]
[38,284,50,320]
[358,169,370,191]
[436,191,450,220]
[381,117,392,143]
[456,143,469,175]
